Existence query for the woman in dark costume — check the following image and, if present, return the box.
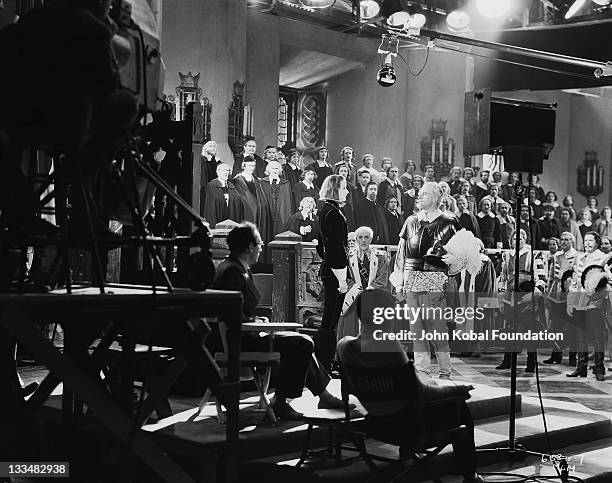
[308,146,333,190]
[286,196,319,242]
[315,174,350,373]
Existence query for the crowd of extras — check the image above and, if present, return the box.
[199,139,611,251]
[198,139,612,381]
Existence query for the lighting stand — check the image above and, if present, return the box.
[478,173,570,483]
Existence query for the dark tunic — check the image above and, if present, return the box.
[293,181,318,209]
[351,184,368,207]
[377,179,404,214]
[402,190,418,218]
[261,177,293,237]
[476,213,502,248]
[384,209,404,245]
[202,179,244,228]
[458,211,481,238]
[317,200,349,273]
[233,174,273,244]
[472,182,489,205]
[286,212,320,242]
[354,198,390,245]
[539,216,560,245]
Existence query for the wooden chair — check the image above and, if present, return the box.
[198,318,280,424]
[252,273,273,318]
[338,362,470,482]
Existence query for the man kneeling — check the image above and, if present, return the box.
[337,290,483,483]
[212,222,352,420]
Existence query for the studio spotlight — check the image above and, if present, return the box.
[446,9,471,31]
[299,0,336,9]
[381,0,410,28]
[592,0,610,6]
[408,12,426,28]
[475,0,511,18]
[360,0,380,19]
[564,0,587,18]
[377,34,399,87]
[377,62,397,87]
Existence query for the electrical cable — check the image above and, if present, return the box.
[397,46,430,76]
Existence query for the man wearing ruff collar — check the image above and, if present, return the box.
[391,182,481,378]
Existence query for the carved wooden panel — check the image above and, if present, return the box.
[297,89,326,151]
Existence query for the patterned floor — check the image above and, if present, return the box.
[448,352,612,413]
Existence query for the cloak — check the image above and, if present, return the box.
[354,198,390,245]
[233,174,273,244]
[202,179,245,228]
[261,177,293,237]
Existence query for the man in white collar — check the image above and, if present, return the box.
[472,169,490,205]
[448,166,463,196]
[354,182,389,244]
[376,165,403,214]
[475,198,502,248]
[337,226,389,340]
[566,231,610,380]
[399,160,417,191]
[543,231,578,365]
[203,163,244,228]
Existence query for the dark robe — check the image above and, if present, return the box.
[286,212,320,242]
[293,181,318,209]
[203,179,244,228]
[354,198,390,244]
[261,177,293,237]
[472,181,489,205]
[233,174,273,244]
[200,155,220,189]
[232,153,267,179]
[282,163,302,190]
[458,211,481,238]
[539,216,560,246]
[199,155,220,215]
[351,184,368,207]
[384,209,403,245]
[519,217,543,250]
[308,161,334,189]
[401,190,418,219]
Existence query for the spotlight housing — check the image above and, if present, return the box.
[360,0,380,19]
[446,10,471,31]
[381,0,409,27]
[377,64,397,87]
[592,0,610,6]
[299,0,336,9]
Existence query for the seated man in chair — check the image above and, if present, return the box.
[212,222,352,420]
[337,289,483,483]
